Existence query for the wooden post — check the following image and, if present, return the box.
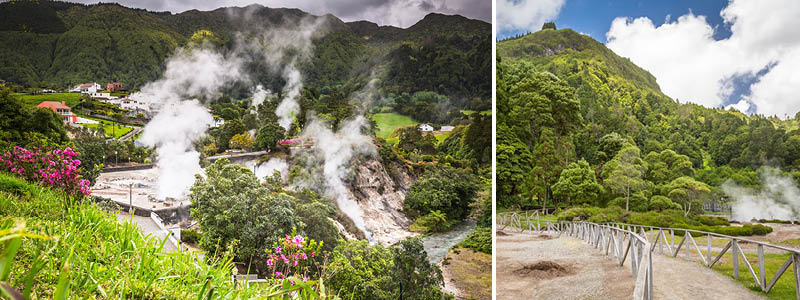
[707,235,713,266]
[794,253,800,300]
[733,240,739,280]
[758,244,765,291]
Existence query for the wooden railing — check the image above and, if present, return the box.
[498,212,800,299]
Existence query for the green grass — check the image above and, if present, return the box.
[711,251,797,300]
[82,123,133,139]
[372,113,417,138]
[0,173,327,299]
[459,110,491,116]
[11,92,83,108]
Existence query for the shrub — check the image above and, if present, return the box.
[264,230,326,282]
[458,227,491,254]
[180,229,201,244]
[412,210,453,233]
[404,165,479,221]
[648,195,681,211]
[0,146,90,197]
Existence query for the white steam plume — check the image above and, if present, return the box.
[276,63,302,130]
[299,116,377,241]
[247,157,290,182]
[251,84,271,108]
[723,167,800,221]
[134,47,243,199]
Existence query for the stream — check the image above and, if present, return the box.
[421,220,477,264]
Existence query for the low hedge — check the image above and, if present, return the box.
[558,206,769,237]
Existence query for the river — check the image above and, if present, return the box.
[421,220,477,264]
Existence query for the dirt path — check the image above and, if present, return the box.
[649,254,765,299]
[497,231,766,300]
[496,231,633,300]
[116,212,178,252]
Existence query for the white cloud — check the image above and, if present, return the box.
[605,0,800,118]
[497,0,565,35]
[71,0,489,28]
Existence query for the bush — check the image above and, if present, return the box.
[0,146,91,197]
[411,210,454,233]
[404,165,479,221]
[181,229,201,245]
[458,227,491,254]
[648,195,681,211]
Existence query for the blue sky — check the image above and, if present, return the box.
[499,0,731,42]
[554,0,730,42]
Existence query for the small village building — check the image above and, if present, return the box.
[71,82,102,94]
[90,92,112,99]
[418,124,434,132]
[440,125,455,132]
[38,101,77,123]
[106,82,123,91]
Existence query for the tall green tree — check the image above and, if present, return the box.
[665,176,710,217]
[602,144,648,211]
[552,159,604,205]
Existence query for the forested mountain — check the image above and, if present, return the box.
[0,0,490,104]
[497,27,800,210]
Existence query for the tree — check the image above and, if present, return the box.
[390,238,447,300]
[255,119,285,151]
[602,144,648,211]
[496,125,533,207]
[552,159,604,206]
[644,149,694,185]
[189,158,300,275]
[229,132,254,150]
[326,239,448,300]
[396,126,437,155]
[665,176,710,217]
[403,165,480,221]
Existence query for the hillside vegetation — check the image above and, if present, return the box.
[497,27,800,215]
[0,0,490,107]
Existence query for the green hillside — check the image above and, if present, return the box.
[0,0,490,106]
[497,27,800,210]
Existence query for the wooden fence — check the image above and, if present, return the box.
[497,212,800,300]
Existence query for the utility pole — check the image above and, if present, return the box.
[129,182,133,214]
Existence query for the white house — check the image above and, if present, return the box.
[440,125,455,132]
[90,92,112,99]
[418,124,434,132]
[71,82,102,94]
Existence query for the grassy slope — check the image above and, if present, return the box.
[82,122,133,139]
[11,92,83,108]
[0,173,270,299]
[442,248,491,300]
[372,112,417,138]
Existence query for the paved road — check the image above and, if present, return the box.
[496,231,766,300]
[116,212,178,252]
[119,126,142,141]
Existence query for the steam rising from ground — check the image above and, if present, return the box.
[299,116,377,241]
[135,15,324,199]
[723,167,800,221]
[248,157,290,182]
[135,48,242,199]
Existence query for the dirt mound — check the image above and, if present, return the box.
[513,261,575,280]
[496,231,508,236]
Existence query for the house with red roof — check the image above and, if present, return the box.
[37,101,78,123]
[106,82,123,91]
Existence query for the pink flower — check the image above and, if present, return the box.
[275,247,281,253]
[267,259,274,266]
[301,252,307,260]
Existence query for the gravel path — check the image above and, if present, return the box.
[497,230,766,300]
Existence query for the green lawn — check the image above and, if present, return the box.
[460,110,491,116]
[12,92,83,108]
[82,122,132,139]
[372,112,418,138]
[712,251,797,300]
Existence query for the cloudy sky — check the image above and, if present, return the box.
[498,0,800,119]
[71,0,490,28]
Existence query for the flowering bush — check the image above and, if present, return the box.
[265,229,325,284]
[0,146,91,196]
[277,139,301,146]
